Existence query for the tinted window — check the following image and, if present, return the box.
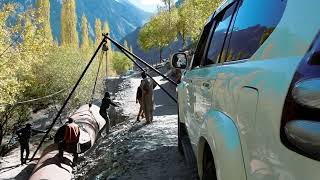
[192,19,215,68]
[224,0,287,62]
[205,3,237,65]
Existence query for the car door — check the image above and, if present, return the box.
[187,2,239,150]
[181,16,214,137]
[213,0,290,179]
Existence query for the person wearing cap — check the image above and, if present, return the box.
[16,123,46,165]
[99,92,119,134]
[58,117,80,164]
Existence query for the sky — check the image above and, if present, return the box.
[128,0,176,12]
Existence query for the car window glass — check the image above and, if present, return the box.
[205,3,237,65]
[224,0,287,62]
[192,19,215,69]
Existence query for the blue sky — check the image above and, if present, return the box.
[128,0,177,12]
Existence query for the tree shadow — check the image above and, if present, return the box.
[98,146,198,180]
[128,122,147,133]
[32,154,72,175]
[153,81,178,116]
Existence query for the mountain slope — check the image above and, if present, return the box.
[7,0,151,41]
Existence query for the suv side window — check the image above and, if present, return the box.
[204,3,237,66]
[192,18,215,69]
[223,0,287,62]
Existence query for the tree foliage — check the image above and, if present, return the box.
[95,18,102,45]
[139,9,178,61]
[103,21,115,76]
[0,2,106,146]
[112,52,133,74]
[81,14,89,49]
[60,0,79,47]
[36,0,53,42]
[178,0,221,43]
[139,0,221,53]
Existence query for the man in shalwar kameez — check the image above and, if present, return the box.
[140,72,156,124]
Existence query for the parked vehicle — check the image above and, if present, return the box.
[172,0,320,179]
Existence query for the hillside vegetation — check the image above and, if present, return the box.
[0,0,132,146]
[137,0,221,62]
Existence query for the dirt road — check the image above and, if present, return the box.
[74,77,198,179]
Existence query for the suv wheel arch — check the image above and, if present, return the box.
[201,141,217,180]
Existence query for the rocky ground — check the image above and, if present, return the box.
[0,74,198,180]
[74,76,197,179]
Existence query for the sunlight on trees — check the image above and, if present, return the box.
[139,0,221,55]
[0,1,113,145]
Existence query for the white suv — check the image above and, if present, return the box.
[172,0,320,179]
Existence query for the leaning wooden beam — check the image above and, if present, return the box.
[29,104,106,180]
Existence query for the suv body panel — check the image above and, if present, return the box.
[177,0,320,179]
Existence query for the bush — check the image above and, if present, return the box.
[112,52,133,75]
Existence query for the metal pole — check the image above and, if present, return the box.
[29,37,107,162]
[103,33,177,87]
[115,43,177,103]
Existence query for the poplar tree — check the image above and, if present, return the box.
[95,18,102,46]
[60,0,79,47]
[36,0,52,43]
[130,45,133,53]
[103,21,114,75]
[124,40,129,50]
[81,14,89,49]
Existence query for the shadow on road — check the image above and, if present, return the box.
[15,164,36,180]
[153,80,177,116]
[119,146,198,180]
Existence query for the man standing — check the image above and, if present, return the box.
[58,118,80,164]
[16,123,46,165]
[99,92,119,134]
[140,72,156,124]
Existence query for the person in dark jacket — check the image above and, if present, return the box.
[99,92,119,134]
[16,123,46,165]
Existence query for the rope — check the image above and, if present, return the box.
[0,89,67,108]
[89,50,104,106]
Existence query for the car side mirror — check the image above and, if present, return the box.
[171,52,187,69]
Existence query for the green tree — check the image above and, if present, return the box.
[0,4,50,145]
[139,10,178,62]
[60,0,79,47]
[177,3,190,48]
[179,0,221,42]
[81,14,89,49]
[112,52,133,74]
